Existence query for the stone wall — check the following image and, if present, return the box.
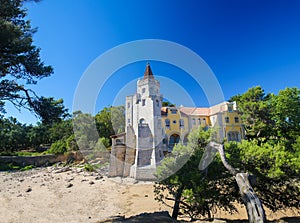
[108,144,126,177]
[123,147,136,177]
[0,152,83,167]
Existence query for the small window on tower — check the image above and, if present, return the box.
[142,99,146,106]
[142,88,146,94]
[127,102,130,108]
[156,99,160,107]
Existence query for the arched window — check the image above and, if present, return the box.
[227,131,240,142]
[139,118,146,124]
[169,134,180,149]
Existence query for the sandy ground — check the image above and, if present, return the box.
[0,166,298,223]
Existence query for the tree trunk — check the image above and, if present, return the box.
[236,173,266,223]
[172,185,184,220]
[206,142,266,223]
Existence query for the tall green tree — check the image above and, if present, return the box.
[231,86,300,146]
[0,117,28,152]
[95,105,125,141]
[270,87,300,144]
[0,0,53,112]
[230,86,272,140]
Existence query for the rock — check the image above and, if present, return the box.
[66,177,74,182]
[25,188,32,193]
[95,176,103,180]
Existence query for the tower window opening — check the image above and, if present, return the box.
[165,119,170,128]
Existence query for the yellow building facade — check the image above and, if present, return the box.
[161,102,244,151]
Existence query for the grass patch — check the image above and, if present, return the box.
[84,163,96,172]
[20,165,35,171]
[83,162,108,172]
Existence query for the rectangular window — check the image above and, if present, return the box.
[171,109,177,114]
[165,119,170,128]
[203,118,206,125]
[228,104,233,112]
[127,102,130,108]
[235,117,239,123]
[193,118,196,125]
[179,119,184,128]
[156,99,160,107]
[225,117,230,123]
[142,88,146,94]
[127,119,130,124]
[142,99,146,106]
[198,118,201,125]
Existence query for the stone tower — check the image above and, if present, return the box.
[125,63,164,180]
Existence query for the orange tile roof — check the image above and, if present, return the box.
[179,107,211,116]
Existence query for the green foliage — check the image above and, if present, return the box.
[230,86,300,146]
[27,123,50,148]
[0,117,30,152]
[83,163,95,172]
[225,140,299,179]
[162,100,175,107]
[0,163,20,171]
[32,97,69,125]
[46,140,67,155]
[155,127,237,220]
[65,134,79,151]
[49,119,73,142]
[95,105,125,141]
[225,140,300,211]
[20,165,35,171]
[155,125,300,220]
[93,137,110,152]
[270,87,300,143]
[230,86,272,140]
[0,0,53,112]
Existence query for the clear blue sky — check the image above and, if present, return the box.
[6,0,300,124]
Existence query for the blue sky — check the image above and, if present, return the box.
[6,0,300,124]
